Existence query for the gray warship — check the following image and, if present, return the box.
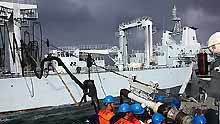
[0,0,219,123]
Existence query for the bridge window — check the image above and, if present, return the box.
[65,52,69,57]
[57,52,60,57]
[70,51,74,57]
[61,52,65,57]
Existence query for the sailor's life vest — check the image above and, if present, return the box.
[98,109,115,124]
[114,118,133,124]
[129,115,141,124]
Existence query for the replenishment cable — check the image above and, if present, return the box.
[95,66,106,96]
[93,63,180,98]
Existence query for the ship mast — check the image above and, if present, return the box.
[171,0,182,35]
[0,1,38,75]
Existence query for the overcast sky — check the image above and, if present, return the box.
[36,0,220,47]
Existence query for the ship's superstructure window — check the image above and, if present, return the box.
[65,52,69,57]
[57,52,60,57]
[99,57,103,60]
[61,52,65,57]
[155,52,164,56]
[79,52,87,61]
[70,51,74,57]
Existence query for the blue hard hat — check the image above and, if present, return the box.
[131,103,145,115]
[192,115,207,124]
[152,113,165,124]
[156,95,165,102]
[118,103,131,113]
[103,95,116,104]
[171,98,181,109]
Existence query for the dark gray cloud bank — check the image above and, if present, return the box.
[37,0,220,47]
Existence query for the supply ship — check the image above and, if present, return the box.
[0,2,219,123]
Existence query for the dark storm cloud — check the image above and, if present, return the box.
[38,0,97,45]
[190,0,220,16]
[36,0,220,47]
[177,0,220,44]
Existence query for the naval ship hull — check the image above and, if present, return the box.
[0,66,192,113]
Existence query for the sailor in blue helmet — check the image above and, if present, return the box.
[98,95,116,124]
[192,115,207,124]
[152,112,166,124]
[115,103,133,124]
[171,98,181,109]
[103,95,116,104]
[130,103,145,124]
[156,95,165,103]
[131,103,145,115]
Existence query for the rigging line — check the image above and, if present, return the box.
[25,30,80,57]
[22,31,41,65]
[24,77,34,97]
[23,31,31,44]
[51,64,78,105]
[0,27,5,66]
[5,22,23,67]
[95,65,106,96]
[24,43,38,65]
[26,30,73,54]
[12,33,23,66]
[32,22,42,62]
[24,29,56,49]
[4,22,15,63]
[21,42,38,65]
[24,30,81,55]
[93,64,146,84]
[0,27,5,47]
[93,64,179,97]
[30,78,34,97]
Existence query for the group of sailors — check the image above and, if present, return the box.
[98,95,207,124]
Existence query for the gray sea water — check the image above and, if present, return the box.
[0,102,99,124]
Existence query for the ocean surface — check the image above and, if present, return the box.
[1,93,219,124]
[0,102,99,124]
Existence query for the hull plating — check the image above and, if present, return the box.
[0,66,192,113]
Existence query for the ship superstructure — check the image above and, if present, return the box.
[0,1,202,113]
[0,1,38,75]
